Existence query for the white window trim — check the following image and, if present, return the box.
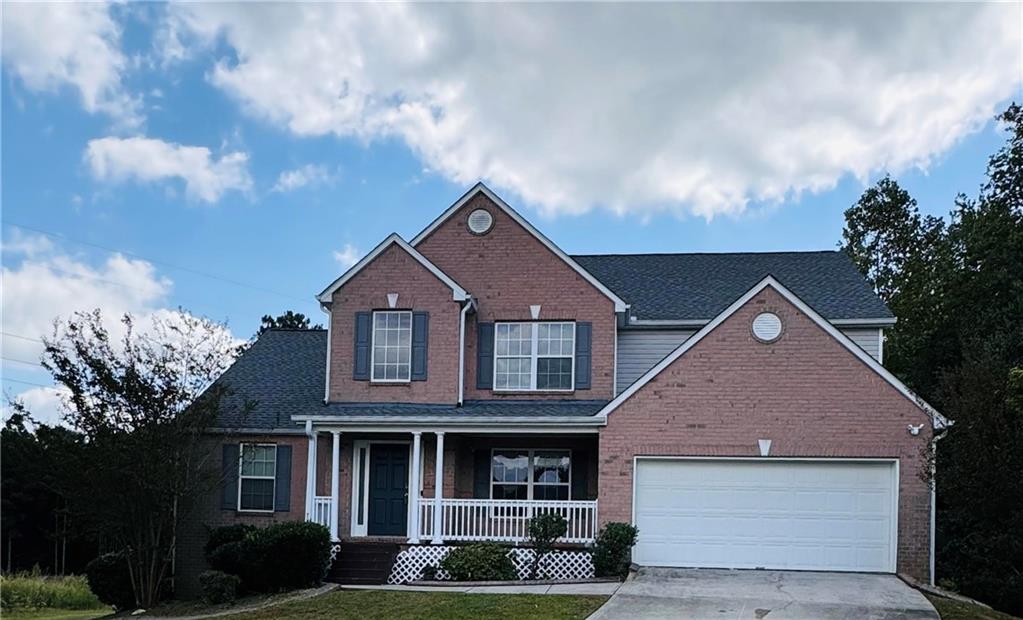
[238,443,277,513]
[493,321,575,392]
[490,448,573,501]
[370,310,413,383]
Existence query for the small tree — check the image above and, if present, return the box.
[34,309,246,608]
[526,513,567,580]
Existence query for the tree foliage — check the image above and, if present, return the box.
[256,311,322,336]
[842,103,1023,615]
[28,310,244,608]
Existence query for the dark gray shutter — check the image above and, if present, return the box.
[411,311,429,381]
[575,322,592,390]
[476,322,495,389]
[571,450,588,500]
[221,444,239,510]
[274,445,292,512]
[353,312,371,380]
[473,450,491,498]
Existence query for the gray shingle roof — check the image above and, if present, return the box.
[572,251,892,321]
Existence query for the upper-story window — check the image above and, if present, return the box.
[372,311,412,382]
[494,322,575,391]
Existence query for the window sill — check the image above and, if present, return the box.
[370,380,412,386]
[235,509,276,515]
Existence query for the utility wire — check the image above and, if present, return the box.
[3,221,313,303]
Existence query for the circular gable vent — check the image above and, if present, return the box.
[467,209,494,234]
[752,312,783,342]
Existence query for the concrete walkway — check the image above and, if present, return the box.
[588,568,939,620]
[341,582,622,595]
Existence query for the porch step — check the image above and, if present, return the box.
[326,542,400,585]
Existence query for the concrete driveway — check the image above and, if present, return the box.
[588,568,939,620]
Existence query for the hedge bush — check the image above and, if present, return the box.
[198,570,240,605]
[0,573,103,611]
[205,521,330,592]
[527,513,568,579]
[591,522,639,578]
[440,543,517,581]
[84,553,136,610]
[204,524,255,557]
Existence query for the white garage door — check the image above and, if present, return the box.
[633,459,897,572]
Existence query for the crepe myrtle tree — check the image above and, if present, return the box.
[35,309,250,609]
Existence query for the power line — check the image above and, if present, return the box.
[2,356,46,368]
[2,332,44,344]
[1,377,54,389]
[3,221,313,303]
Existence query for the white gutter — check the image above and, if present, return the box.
[457,300,474,406]
[930,428,950,586]
[293,415,606,426]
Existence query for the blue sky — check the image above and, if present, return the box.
[2,3,1019,423]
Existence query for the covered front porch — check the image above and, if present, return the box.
[302,423,600,545]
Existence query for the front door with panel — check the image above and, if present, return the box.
[367,444,409,536]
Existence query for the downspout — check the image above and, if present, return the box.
[457,299,473,406]
[930,427,949,586]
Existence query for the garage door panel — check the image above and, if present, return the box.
[633,460,896,572]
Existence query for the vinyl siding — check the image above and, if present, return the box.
[616,326,883,395]
[616,329,695,393]
[839,327,883,363]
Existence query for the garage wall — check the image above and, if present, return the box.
[598,286,933,581]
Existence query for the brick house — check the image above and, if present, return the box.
[177,183,945,595]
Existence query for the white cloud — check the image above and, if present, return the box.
[333,244,361,269]
[2,229,54,257]
[165,3,1019,219]
[85,137,252,203]
[3,386,70,427]
[1,2,143,128]
[273,164,336,192]
[1,235,243,426]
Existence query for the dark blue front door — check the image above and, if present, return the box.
[368,444,409,536]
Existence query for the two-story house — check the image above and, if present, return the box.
[177,183,944,595]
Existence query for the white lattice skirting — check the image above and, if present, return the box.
[388,546,595,584]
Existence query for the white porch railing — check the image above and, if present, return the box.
[312,496,332,529]
[419,499,598,544]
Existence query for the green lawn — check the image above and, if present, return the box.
[1,610,110,620]
[230,590,608,620]
[926,594,1022,620]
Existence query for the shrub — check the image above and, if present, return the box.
[206,540,248,580]
[0,573,103,611]
[198,570,241,605]
[591,522,639,578]
[244,521,331,591]
[84,553,136,610]
[204,524,256,557]
[527,513,568,579]
[440,543,517,581]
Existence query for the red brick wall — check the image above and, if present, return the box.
[598,287,933,581]
[415,193,617,400]
[328,244,461,403]
[176,434,309,598]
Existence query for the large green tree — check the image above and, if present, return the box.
[842,103,1023,614]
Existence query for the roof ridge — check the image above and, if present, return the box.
[572,250,842,258]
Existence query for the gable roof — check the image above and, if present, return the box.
[410,183,629,312]
[573,251,894,324]
[317,233,470,304]
[597,275,947,428]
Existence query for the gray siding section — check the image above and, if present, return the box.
[616,326,884,395]
[617,329,695,394]
[840,327,883,362]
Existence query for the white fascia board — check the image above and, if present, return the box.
[628,317,896,328]
[410,183,628,312]
[292,415,605,427]
[316,233,470,303]
[599,275,949,429]
[831,317,898,327]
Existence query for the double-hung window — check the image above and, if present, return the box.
[238,443,276,512]
[371,310,412,382]
[494,322,575,391]
[491,449,571,501]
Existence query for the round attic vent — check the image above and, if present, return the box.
[752,312,783,342]
[467,209,494,234]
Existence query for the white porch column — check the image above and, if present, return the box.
[431,432,445,544]
[408,432,422,544]
[304,421,317,521]
[329,431,341,541]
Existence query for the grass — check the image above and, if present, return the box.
[0,573,110,618]
[2,610,111,620]
[926,594,1022,620]
[229,589,608,620]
